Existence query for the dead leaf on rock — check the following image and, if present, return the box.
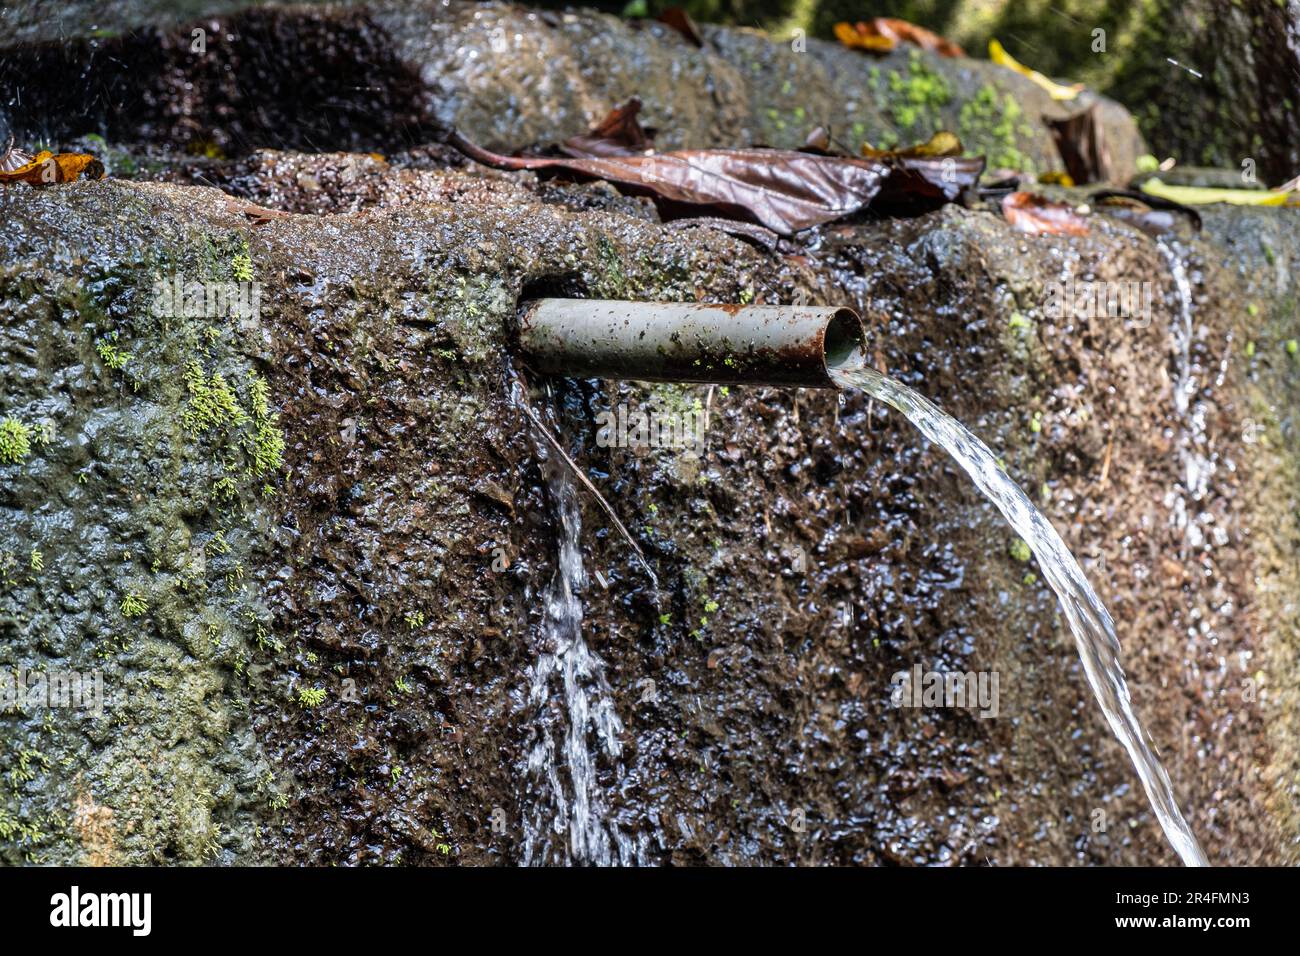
[836,18,964,57]
[563,98,655,159]
[833,21,895,54]
[862,131,963,160]
[990,39,1083,101]
[656,7,703,47]
[1002,191,1090,236]
[1044,104,1111,185]
[871,17,965,57]
[451,130,889,236]
[222,195,292,223]
[855,132,984,209]
[0,142,104,185]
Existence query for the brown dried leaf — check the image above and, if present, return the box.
[451,130,888,236]
[562,98,654,159]
[836,18,964,57]
[222,195,292,223]
[1044,104,1111,185]
[875,155,985,209]
[858,133,984,209]
[656,7,703,47]
[1001,191,1090,236]
[872,18,966,57]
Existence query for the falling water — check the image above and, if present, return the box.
[519,428,640,866]
[829,358,1209,866]
[1159,239,1197,419]
[1156,239,1220,554]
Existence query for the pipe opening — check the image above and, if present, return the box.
[823,307,866,372]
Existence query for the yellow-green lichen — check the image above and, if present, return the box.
[959,84,1036,173]
[182,362,246,433]
[0,417,31,465]
[181,362,285,486]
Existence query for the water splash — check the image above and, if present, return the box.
[830,359,1208,866]
[519,405,641,866]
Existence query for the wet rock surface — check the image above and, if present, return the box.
[0,0,1144,179]
[1,2,1297,867]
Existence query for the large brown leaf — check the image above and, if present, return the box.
[858,132,985,209]
[875,155,985,208]
[450,131,888,236]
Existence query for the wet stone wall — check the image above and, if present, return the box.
[0,1,1297,866]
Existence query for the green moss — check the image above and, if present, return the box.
[1008,538,1033,562]
[95,332,131,372]
[182,363,285,484]
[231,253,254,283]
[0,417,31,465]
[241,372,285,478]
[120,591,149,618]
[885,51,952,135]
[297,687,326,708]
[959,84,1036,173]
[183,362,245,433]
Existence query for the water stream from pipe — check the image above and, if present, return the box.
[829,358,1208,866]
[517,385,642,866]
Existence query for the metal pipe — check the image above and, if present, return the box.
[517,299,866,388]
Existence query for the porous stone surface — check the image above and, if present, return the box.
[1,1,1297,867]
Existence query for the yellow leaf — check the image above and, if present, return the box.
[1037,171,1076,187]
[833,22,895,53]
[1140,178,1290,206]
[0,150,104,185]
[862,131,963,160]
[989,39,1084,101]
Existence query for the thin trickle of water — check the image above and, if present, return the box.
[518,400,641,866]
[1157,240,1218,554]
[830,359,1208,867]
[1159,240,1196,418]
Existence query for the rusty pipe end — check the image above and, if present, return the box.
[517,299,866,388]
[821,306,868,379]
